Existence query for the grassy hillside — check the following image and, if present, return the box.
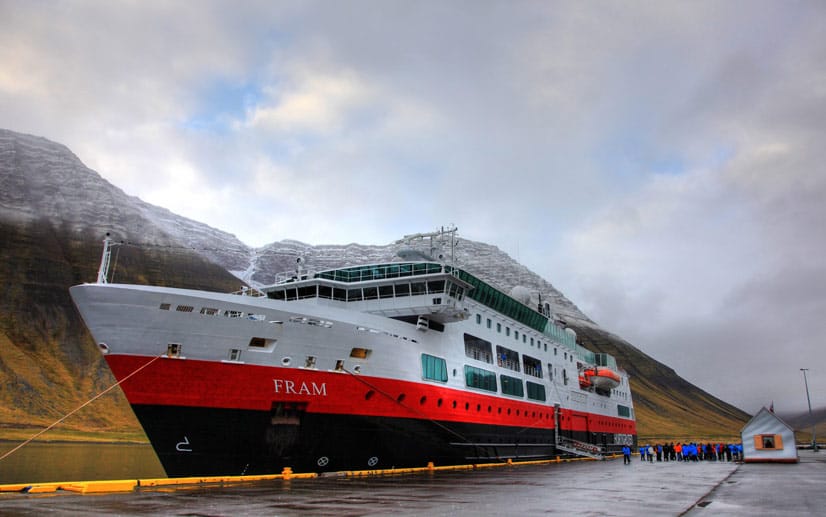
[0,219,245,442]
[569,324,750,442]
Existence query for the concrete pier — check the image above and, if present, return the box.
[1,451,823,515]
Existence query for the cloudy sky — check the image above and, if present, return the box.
[2,0,825,415]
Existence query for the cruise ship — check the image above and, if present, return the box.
[70,227,636,477]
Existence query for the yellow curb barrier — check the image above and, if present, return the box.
[0,454,620,494]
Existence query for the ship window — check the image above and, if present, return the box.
[530,338,534,346]
[379,285,394,299]
[548,363,553,381]
[305,355,317,368]
[476,314,481,325]
[464,365,497,392]
[318,285,332,299]
[269,290,286,300]
[347,288,363,301]
[523,355,542,378]
[249,337,267,348]
[410,282,426,295]
[523,334,527,343]
[229,349,242,361]
[333,288,346,301]
[159,303,171,310]
[350,347,372,359]
[464,334,493,363]
[200,307,219,315]
[176,305,194,313]
[285,288,298,301]
[427,280,445,294]
[496,323,501,333]
[363,287,378,300]
[421,354,448,382]
[617,405,631,418]
[506,327,510,337]
[486,318,492,329]
[298,286,316,299]
[395,283,410,297]
[500,375,524,397]
[166,343,181,358]
[526,381,546,401]
[496,345,520,372]
[335,359,345,371]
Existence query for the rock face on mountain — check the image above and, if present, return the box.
[0,128,749,441]
[0,129,251,275]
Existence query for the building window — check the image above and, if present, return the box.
[476,314,482,324]
[755,434,783,450]
[486,318,492,329]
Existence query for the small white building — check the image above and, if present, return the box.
[740,406,799,463]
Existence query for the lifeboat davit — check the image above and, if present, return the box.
[583,367,621,390]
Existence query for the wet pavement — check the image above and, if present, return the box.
[1,451,823,516]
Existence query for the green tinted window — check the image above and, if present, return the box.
[500,374,524,397]
[526,381,546,401]
[422,354,448,382]
[464,365,497,392]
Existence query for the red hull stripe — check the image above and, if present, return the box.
[106,355,636,435]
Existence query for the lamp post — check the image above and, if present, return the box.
[801,368,818,451]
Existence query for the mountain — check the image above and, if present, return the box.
[0,128,749,443]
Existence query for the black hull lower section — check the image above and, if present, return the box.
[132,405,605,477]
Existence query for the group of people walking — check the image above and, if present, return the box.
[621,442,742,464]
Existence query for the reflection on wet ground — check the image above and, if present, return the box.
[2,451,825,516]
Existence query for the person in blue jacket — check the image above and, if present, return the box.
[622,444,631,464]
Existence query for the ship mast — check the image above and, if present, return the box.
[96,233,112,284]
[399,225,458,268]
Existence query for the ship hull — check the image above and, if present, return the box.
[130,404,560,476]
[105,354,630,476]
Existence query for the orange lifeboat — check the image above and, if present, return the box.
[584,367,621,390]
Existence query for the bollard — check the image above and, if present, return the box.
[282,467,293,480]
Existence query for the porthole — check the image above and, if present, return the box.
[281,356,291,366]
[365,390,375,400]
[420,396,427,405]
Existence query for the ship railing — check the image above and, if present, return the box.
[230,286,267,297]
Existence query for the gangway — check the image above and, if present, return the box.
[555,436,604,460]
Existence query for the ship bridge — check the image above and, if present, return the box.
[263,262,475,326]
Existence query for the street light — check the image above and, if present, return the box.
[801,368,818,451]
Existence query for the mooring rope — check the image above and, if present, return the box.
[0,353,163,463]
[343,368,475,445]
